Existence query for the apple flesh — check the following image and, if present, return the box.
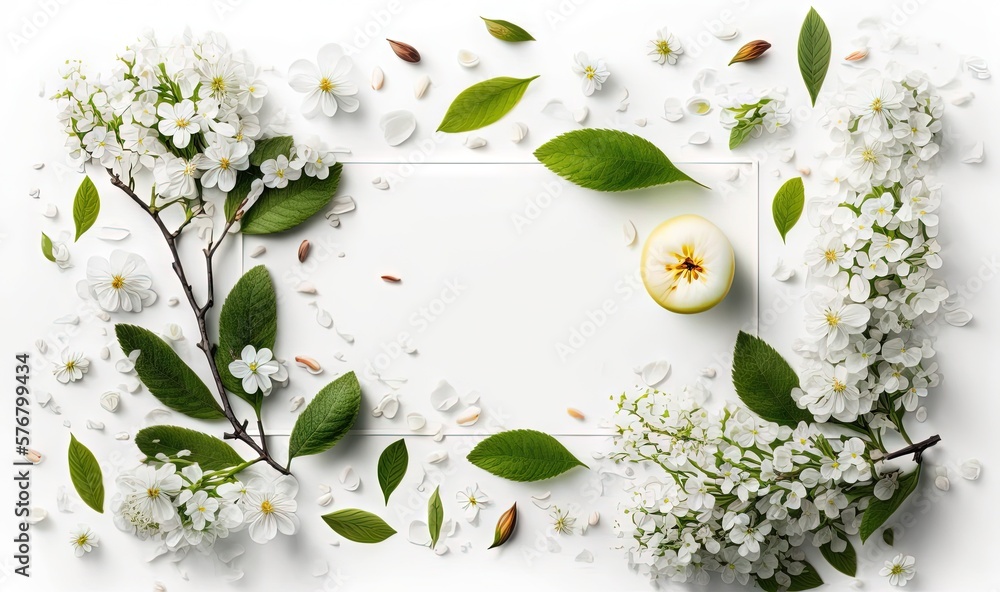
[640,214,735,314]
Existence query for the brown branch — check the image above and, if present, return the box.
[884,434,941,463]
[107,170,289,475]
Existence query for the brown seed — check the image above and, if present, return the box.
[488,503,518,549]
[381,275,402,283]
[294,356,322,374]
[844,49,869,62]
[728,40,771,66]
[297,240,310,263]
[387,39,421,63]
[567,408,585,420]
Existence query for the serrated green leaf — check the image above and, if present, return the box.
[820,538,858,576]
[438,76,539,133]
[239,163,342,234]
[773,177,805,243]
[861,467,921,542]
[115,324,225,420]
[798,7,832,106]
[883,527,895,546]
[68,434,104,513]
[321,509,396,543]
[377,439,408,505]
[757,560,824,591]
[40,232,56,262]
[732,331,813,428]
[534,129,705,192]
[135,425,244,470]
[215,266,278,412]
[287,372,362,463]
[481,17,535,42]
[250,136,294,167]
[428,486,444,548]
[467,429,586,482]
[72,176,100,242]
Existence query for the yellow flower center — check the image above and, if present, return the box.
[175,117,190,129]
[871,98,883,113]
[75,535,89,546]
[584,66,596,80]
[219,157,231,170]
[183,162,198,176]
[261,500,274,515]
[276,169,285,179]
[65,360,76,371]
[655,40,672,56]
[891,565,904,575]
[664,244,707,287]
[825,312,841,327]
[198,506,206,513]
[319,77,334,92]
[248,362,258,372]
[824,249,838,263]
[832,380,846,393]
[147,487,160,499]
[211,76,226,94]
[861,149,878,163]
[111,274,125,289]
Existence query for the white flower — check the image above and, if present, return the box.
[880,554,916,586]
[69,524,99,557]
[847,137,895,188]
[549,506,576,534]
[848,78,910,141]
[86,250,157,313]
[456,485,490,522]
[184,490,219,531]
[243,475,299,544]
[228,345,283,395]
[156,99,201,148]
[260,155,301,189]
[648,28,683,65]
[804,234,853,277]
[198,135,249,192]
[117,463,182,524]
[218,480,252,505]
[82,126,122,166]
[804,296,871,351]
[53,350,89,384]
[153,154,201,200]
[288,44,359,118]
[760,99,791,133]
[571,52,610,96]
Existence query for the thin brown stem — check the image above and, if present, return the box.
[107,170,289,475]
[884,434,941,463]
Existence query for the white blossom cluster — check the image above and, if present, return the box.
[720,89,792,147]
[112,455,299,556]
[52,30,341,203]
[796,71,945,426]
[611,386,878,588]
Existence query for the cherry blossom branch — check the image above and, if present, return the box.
[884,434,941,463]
[106,170,289,475]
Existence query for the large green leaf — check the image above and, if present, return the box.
[215,265,278,412]
[732,331,813,428]
[798,7,832,106]
[758,561,824,591]
[377,439,408,505]
[467,429,586,482]
[239,163,342,234]
[135,425,245,470]
[72,176,100,241]
[115,324,225,420]
[772,177,805,243]
[437,76,539,133]
[820,538,857,576]
[322,509,397,543]
[68,434,104,513]
[860,466,921,542]
[428,486,444,548]
[534,129,704,192]
[287,372,362,463]
[481,17,535,42]
[250,136,294,167]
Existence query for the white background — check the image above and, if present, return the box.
[1,0,999,590]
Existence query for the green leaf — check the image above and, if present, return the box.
[135,425,245,470]
[215,266,278,412]
[240,163,342,234]
[437,76,539,133]
[534,129,705,192]
[115,324,225,420]
[757,561,824,591]
[772,177,805,243]
[729,121,757,150]
[883,527,895,546]
[861,467,921,542]
[377,439,408,505]
[250,136,294,167]
[321,509,397,544]
[731,331,813,428]
[798,7,832,106]
[287,372,362,463]
[481,17,535,42]
[72,176,100,242]
[68,434,104,513]
[467,429,586,482]
[820,539,858,576]
[40,232,56,262]
[428,486,444,548]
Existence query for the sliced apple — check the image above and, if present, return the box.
[640,214,735,314]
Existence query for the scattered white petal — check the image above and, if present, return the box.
[311,560,329,578]
[640,360,671,386]
[573,106,589,124]
[688,131,710,145]
[317,484,334,507]
[779,148,795,162]
[425,450,448,464]
[965,55,991,79]
[712,25,740,40]
[372,393,400,419]
[339,466,361,491]
[86,420,104,430]
[167,297,180,306]
[248,246,266,258]
[685,96,712,116]
[461,390,480,405]
[633,117,647,127]
[430,380,460,411]
[406,412,426,431]
[934,476,950,491]
[662,98,684,122]
[216,543,245,563]
[330,194,356,215]
[310,303,333,328]
[114,432,130,440]
[54,314,79,325]
[701,367,717,378]
[961,141,984,164]
[457,49,479,68]
[616,87,629,112]
[541,99,573,120]
[144,408,172,425]
[944,309,973,327]
[623,220,637,246]
[772,259,795,281]
[26,507,48,524]
[949,91,975,106]
[456,406,481,427]
[99,346,110,360]
[96,226,130,241]
[42,203,58,218]
[372,176,390,190]
[960,459,982,481]
[380,111,417,147]
[290,396,305,412]
[915,406,928,422]
[162,323,184,342]
[56,487,75,512]
[510,121,528,143]
[408,520,431,546]
[575,549,595,563]
[35,339,48,354]
[463,136,487,149]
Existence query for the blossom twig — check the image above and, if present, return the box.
[107,170,289,475]
[884,434,941,463]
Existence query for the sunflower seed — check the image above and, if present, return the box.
[297,240,311,262]
[249,245,266,258]
[414,74,431,99]
[567,408,585,420]
[371,66,385,90]
[456,406,481,426]
[295,356,322,374]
